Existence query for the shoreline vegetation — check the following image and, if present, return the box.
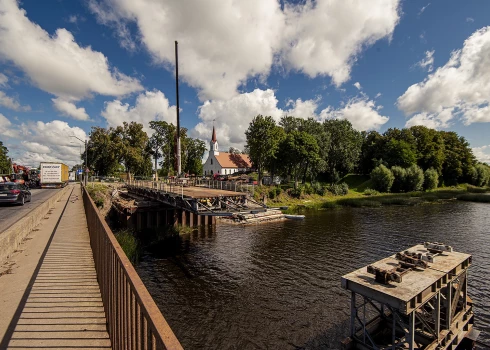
[256,175,490,214]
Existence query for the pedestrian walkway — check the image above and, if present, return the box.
[1,186,111,349]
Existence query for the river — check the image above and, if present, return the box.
[135,201,490,349]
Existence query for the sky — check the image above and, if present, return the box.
[1,0,490,168]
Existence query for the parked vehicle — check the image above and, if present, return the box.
[0,182,32,205]
[40,162,69,188]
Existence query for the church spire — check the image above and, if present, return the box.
[211,125,217,143]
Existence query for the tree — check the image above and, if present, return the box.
[404,165,424,192]
[391,166,407,193]
[409,126,445,173]
[359,131,386,174]
[245,115,283,184]
[184,138,206,175]
[0,141,11,174]
[424,168,439,190]
[371,165,394,192]
[385,139,417,168]
[440,132,475,185]
[323,120,362,182]
[84,127,119,176]
[278,130,319,188]
[229,147,241,154]
[112,122,151,178]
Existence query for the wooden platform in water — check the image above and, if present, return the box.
[181,186,244,198]
[341,244,472,314]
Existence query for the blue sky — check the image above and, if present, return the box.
[1,0,490,167]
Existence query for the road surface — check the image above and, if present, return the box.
[0,188,62,232]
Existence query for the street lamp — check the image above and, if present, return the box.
[70,135,87,186]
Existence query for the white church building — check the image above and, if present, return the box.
[203,127,252,176]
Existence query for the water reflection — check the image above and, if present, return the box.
[136,201,490,349]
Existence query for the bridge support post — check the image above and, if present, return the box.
[180,210,186,227]
[147,211,152,228]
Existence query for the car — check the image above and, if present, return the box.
[0,182,32,206]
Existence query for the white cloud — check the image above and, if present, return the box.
[192,88,386,150]
[52,98,89,121]
[472,145,490,164]
[89,0,400,100]
[418,3,431,16]
[0,73,8,87]
[416,50,435,72]
[0,113,18,138]
[353,82,362,90]
[398,27,490,127]
[0,91,31,111]
[13,120,87,167]
[101,90,176,131]
[319,97,389,131]
[466,17,475,23]
[0,0,143,101]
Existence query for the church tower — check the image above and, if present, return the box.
[210,126,219,155]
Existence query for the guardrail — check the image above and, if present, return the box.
[129,179,255,195]
[82,186,183,350]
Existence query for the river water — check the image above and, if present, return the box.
[136,201,490,349]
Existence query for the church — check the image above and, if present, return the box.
[203,127,252,176]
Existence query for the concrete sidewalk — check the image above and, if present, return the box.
[0,185,111,350]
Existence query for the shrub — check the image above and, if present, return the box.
[288,187,303,198]
[363,188,379,196]
[303,183,315,195]
[115,230,139,264]
[475,164,490,187]
[405,165,424,192]
[391,166,407,193]
[466,185,488,193]
[268,186,282,199]
[424,168,439,191]
[370,165,394,192]
[314,183,327,196]
[328,183,349,196]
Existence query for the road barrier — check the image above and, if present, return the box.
[82,185,183,350]
[0,185,71,263]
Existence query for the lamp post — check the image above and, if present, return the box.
[70,135,87,186]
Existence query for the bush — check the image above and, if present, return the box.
[313,183,327,196]
[424,168,439,191]
[115,230,139,264]
[475,164,490,187]
[370,165,394,192]
[405,165,424,192]
[303,183,315,195]
[288,187,303,198]
[391,166,407,193]
[363,188,379,196]
[268,186,282,199]
[328,183,349,196]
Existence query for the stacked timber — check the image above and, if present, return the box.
[222,209,285,224]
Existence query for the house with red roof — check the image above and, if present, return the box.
[203,126,252,176]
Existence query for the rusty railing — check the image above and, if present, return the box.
[82,186,183,350]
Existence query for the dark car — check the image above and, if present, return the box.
[0,182,32,205]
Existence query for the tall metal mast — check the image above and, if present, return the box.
[175,40,181,176]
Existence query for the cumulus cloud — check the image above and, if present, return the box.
[472,145,490,164]
[319,97,389,131]
[13,120,87,167]
[192,89,387,150]
[101,90,176,131]
[398,27,490,128]
[0,0,143,102]
[89,0,400,100]
[418,3,431,16]
[0,73,8,87]
[353,82,362,90]
[0,91,31,111]
[416,50,435,72]
[52,98,89,121]
[0,113,18,138]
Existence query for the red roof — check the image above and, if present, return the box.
[215,152,251,168]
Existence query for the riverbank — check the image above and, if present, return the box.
[268,184,490,213]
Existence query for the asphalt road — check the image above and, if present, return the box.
[0,188,62,232]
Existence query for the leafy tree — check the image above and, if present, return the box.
[404,165,424,192]
[184,138,206,175]
[391,166,407,193]
[85,127,119,176]
[112,122,151,178]
[424,168,439,190]
[474,163,490,187]
[440,132,475,185]
[149,121,178,176]
[245,115,283,184]
[371,165,394,192]
[322,120,362,182]
[278,130,319,188]
[385,139,417,168]
[0,141,11,174]
[359,131,386,174]
[409,126,445,173]
[229,147,241,154]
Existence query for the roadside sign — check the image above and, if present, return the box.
[85,168,90,173]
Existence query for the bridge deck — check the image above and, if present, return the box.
[3,187,111,349]
[180,186,244,198]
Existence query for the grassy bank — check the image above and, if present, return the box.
[266,176,490,213]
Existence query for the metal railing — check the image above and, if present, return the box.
[82,186,183,350]
[128,178,255,195]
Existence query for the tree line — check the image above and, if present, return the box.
[0,141,11,174]
[245,115,489,189]
[84,121,206,178]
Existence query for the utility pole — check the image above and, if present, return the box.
[175,40,181,176]
[85,140,88,186]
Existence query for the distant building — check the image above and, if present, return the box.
[203,127,252,176]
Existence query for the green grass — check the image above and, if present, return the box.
[466,185,490,193]
[340,174,372,192]
[457,193,490,203]
[114,230,139,264]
